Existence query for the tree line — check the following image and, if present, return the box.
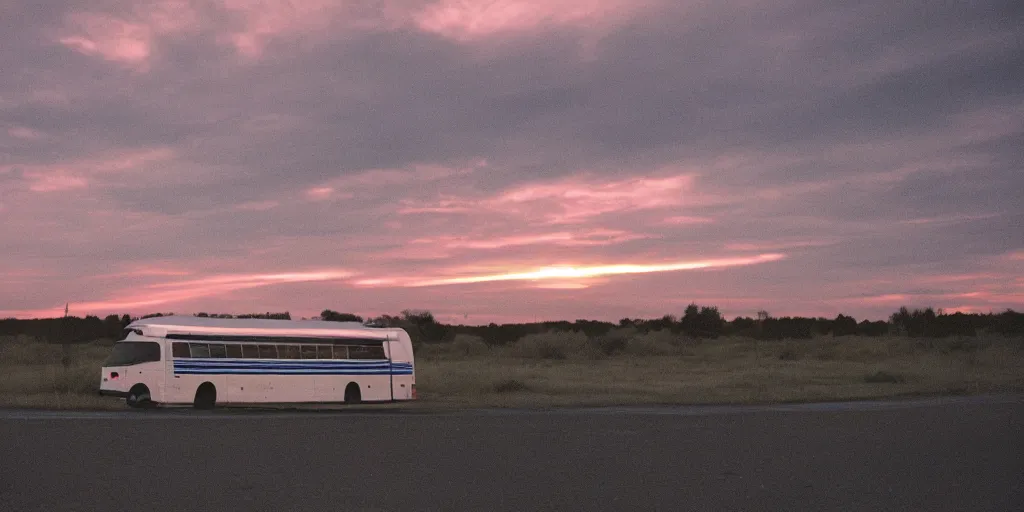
[2,306,1021,345]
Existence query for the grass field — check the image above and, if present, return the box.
[1,330,1022,410]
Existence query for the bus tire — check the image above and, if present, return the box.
[126,384,150,409]
[344,383,361,404]
[194,383,217,409]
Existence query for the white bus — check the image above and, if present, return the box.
[98,315,416,409]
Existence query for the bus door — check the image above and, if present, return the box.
[165,342,180,398]
[386,334,395,400]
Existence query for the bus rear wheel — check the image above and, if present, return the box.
[194,383,217,409]
[344,383,361,404]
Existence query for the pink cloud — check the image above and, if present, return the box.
[662,215,714,225]
[10,147,174,193]
[234,200,280,211]
[724,239,838,252]
[898,213,1002,225]
[852,290,1019,306]
[411,228,652,250]
[414,0,654,42]
[26,173,89,192]
[305,187,336,201]
[2,269,354,319]
[7,127,45,140]
[400,172,695,224]
[88,267,193,280]
[216,0,409,58]
[55,2,201,68]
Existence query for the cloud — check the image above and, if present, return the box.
[411,229,652,250]
[400,173,696,224]
[3,270,353,319]
[0,0,1021,322]
[414,0,654,42]
[7,126,45,140]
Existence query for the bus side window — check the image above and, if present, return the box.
[190,343,211,358]
[317,345,333,359]
[226,344,243,358]
[172,342,191,358]
[209,344,227,358]
[279,345,300,359]
[350,345,385,359]
[242,345,259,358]
[333,345,349,359]
[301,345,317,359]
[258,345,278,359]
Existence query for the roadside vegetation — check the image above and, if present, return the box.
[1,306,1022,409]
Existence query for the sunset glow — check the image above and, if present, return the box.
[354,254,786,288]
[1,0,1020,323]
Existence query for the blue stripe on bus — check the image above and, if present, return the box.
[172,362,412,368]
[174,358,411,364]
[174,368,414,375]
[176,363,395,369]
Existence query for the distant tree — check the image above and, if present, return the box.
[989,309,1024,336]
[237,312,291,320]
[833,314,858,337]
[680,303,724,338]
[320,310,363,322]
[857,320,889,337]
[102,314,123,340]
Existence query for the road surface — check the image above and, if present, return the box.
[1,395,1021,511]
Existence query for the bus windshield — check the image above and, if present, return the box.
[104,341,162,366]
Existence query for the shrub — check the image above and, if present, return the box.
[509,331,597,360]
[592,327,636,355]
[623,330,677,356]
[450,334,490,357]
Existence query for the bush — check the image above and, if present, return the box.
[592,327,636,355]
[450,334,490,357]
[623,330,677,356]
[509,331,597,360]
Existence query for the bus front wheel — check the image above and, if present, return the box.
[126,384,150,409]
[193,383,217,409]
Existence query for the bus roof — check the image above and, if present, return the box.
[128,315,392,340]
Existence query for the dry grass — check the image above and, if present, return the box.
[1,333,1022,410]
[413,332,1024,407]
[0,337,123,410]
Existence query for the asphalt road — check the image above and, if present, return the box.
[1,395,1021,511]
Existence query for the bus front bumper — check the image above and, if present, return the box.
[98,389,130,398]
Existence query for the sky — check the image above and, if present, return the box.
[1,0,1022,324]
